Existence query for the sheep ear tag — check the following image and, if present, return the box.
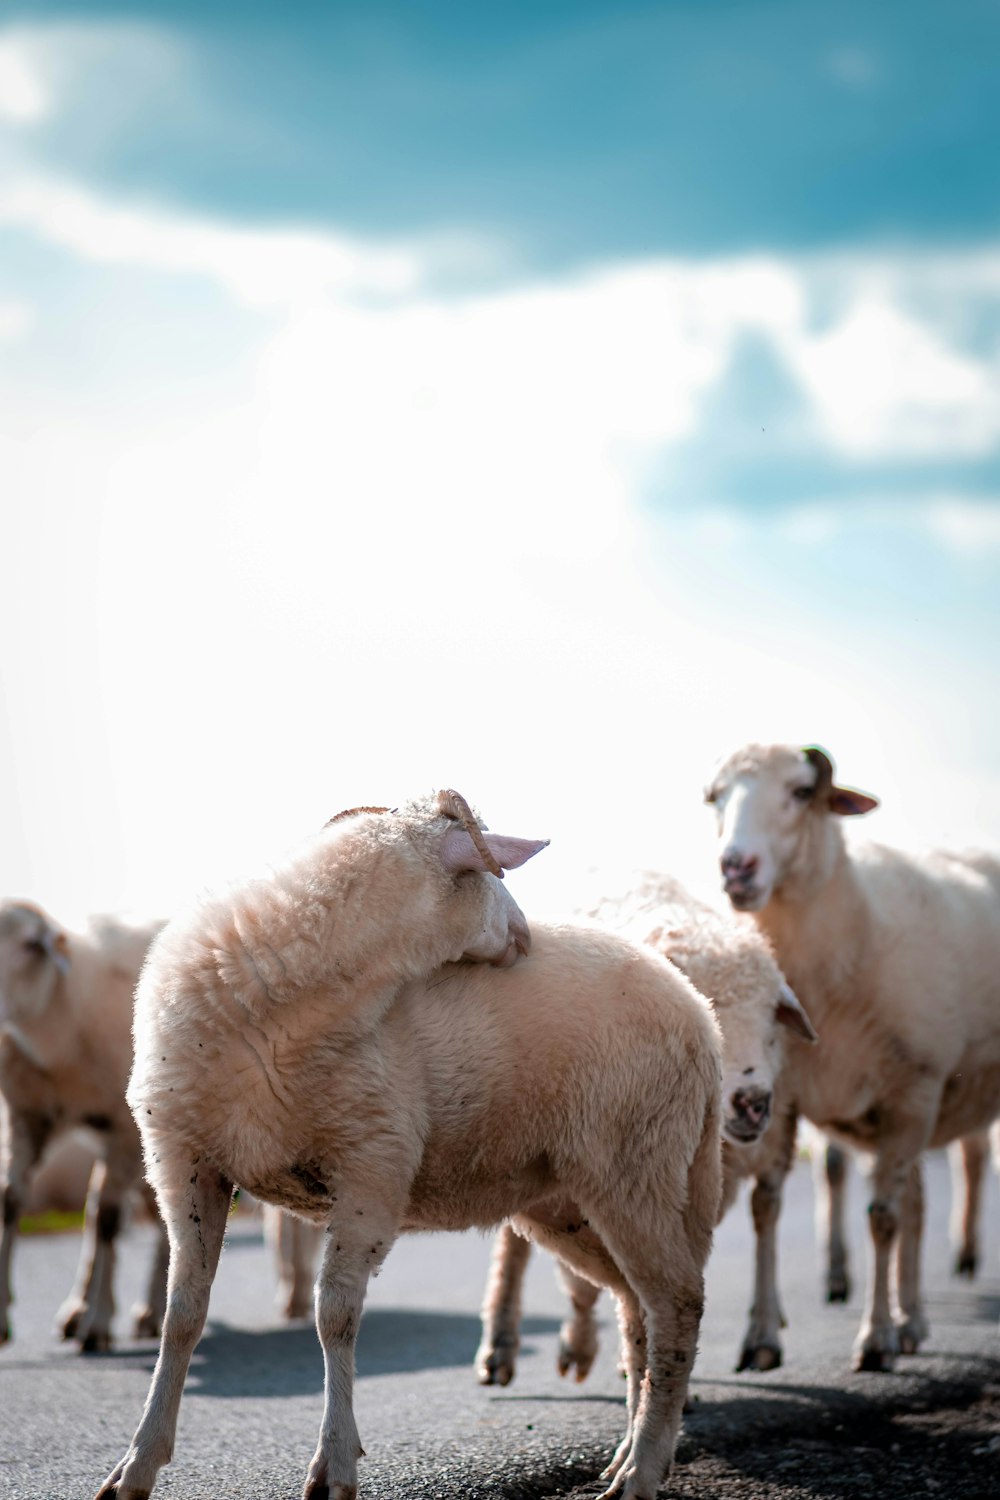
[828,787,879,817]
[440,829,549,876]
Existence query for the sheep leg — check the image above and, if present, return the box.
[895,1158,929,1353]
[95,1153,233,1500]
[554,1259,602,1381]
[475,1223,532,1386]
[132,1181,169,1340]
[62,1139,139,1352]
[949,1133,989,1278]
[58,1157,111,1345]
[303,1194,400,1500]
[737,1106,797,1371]
[265,1206,323,1321]
[854,1120,932,1373]
[517,1201,703,1500]
[0,1111,54,1344]
[815,1141,852,1302]
[512,1208,639,1477]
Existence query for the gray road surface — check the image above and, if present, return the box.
[0,1152,997,1500]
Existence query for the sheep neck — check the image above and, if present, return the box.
[753,815,871,1012]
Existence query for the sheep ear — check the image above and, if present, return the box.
[439,828,549,876]
[828,786,879,817]
[776,980,818,1043]
[43,927,71,975]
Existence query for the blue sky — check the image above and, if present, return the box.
[1,1,999,915]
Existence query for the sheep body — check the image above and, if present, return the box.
[477,871,812,1385]
[0,902,168,1349]
[706,742,1000,1369]
[97,798,720,1500]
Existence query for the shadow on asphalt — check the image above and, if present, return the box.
[102,1308,563,1398]
[673,1365,1000,1500]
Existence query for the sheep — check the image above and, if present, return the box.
[96,792,722,1500]
[475,871,817,1387]
[705,742,1000,1370]
[0,901,169,1351]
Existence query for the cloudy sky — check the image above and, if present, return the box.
[2,1,999,920]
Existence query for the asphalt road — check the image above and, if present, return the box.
[0,1152,997,1500]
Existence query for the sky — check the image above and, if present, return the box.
[1,1,999,922]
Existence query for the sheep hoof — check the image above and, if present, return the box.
[826,1276,850,1303]
[736,1341,782,1372]
[558,1320,598,1382]
[854,1342,896,1373]
[59,1302,85,1340]
[475,1336,517,1386]
[0,1318,10,1345]
[895,1314,929,1354]
[131,1307,162,1340]
[953,1250,977,1278]
[281,1296,313,1321]
[81,1328,113,1354]
[94,1459,150,1500]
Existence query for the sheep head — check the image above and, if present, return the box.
[705,743,878,910]
[0,900,70,1019]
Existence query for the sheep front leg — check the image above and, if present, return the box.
[265,1206,323,1320]
[132,1182,169,1340]
[61,1138,141,1351]
[95,1154,232,1500]
[737,1171,786,1371]
[817,1142,852,1302]
[476,1223,532,1386]
[555,1259,602,1381]
[303,1199,400,1500]
[895,1159,929,1353]
[0,1111,53,1344]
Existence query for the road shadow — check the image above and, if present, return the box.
[157,1308,563,1398]
[672,1361,1000,1500]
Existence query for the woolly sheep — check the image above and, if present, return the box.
[475,871,817,1386]
[0,901,169,1351]
[96,792,723,1500]
[705,742,1000,1370]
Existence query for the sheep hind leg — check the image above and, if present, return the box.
[949,1134,988,1279]
[512,1209,640,1479]
[822,1142,852,1303]
[475,1223,532,1386]
[95,1151,233,1500]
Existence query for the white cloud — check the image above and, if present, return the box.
[783,298,1000,458]
[0,38,49,122]
[0,300,32,340]
[924,498,1000,555]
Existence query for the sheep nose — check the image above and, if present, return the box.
[721,850,759,884]
[731,1086,771,1128]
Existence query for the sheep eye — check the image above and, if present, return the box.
[792,785,814,803]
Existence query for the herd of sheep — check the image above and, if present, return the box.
[0,744,997,1500]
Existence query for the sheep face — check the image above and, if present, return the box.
[0,901,69,1018]
[704,743,878,911]
[669,938,816,1144]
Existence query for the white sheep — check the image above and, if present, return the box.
[475,871,817,1386]
[705,742,1000,1370]
[96,792,723,1500]
[0,901,169,1351]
